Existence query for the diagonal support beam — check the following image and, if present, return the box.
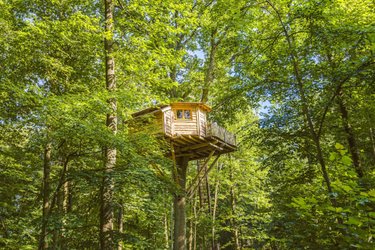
[185,151,215,195]
[187,154,221,199]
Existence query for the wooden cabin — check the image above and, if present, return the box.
[131,102,236,160]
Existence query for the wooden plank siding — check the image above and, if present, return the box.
[198,109,206,137]
[171,104,199,136]
[173,111,198,135]
[164,109,172,136]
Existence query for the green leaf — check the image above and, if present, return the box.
[341,184,352,193]
[346,217,362,226]
[368,189,375,197]
[341,156,352,165]
[335,143,345,150]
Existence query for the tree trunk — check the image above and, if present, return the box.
[164,210,170,250]
[117,204,123,250]
[61,160,70,249]
[265,0,335,202]
[370,128,375,162]
[212,163,222,249]
[52,187,63,249]
[337,91,363,177]
[173,157,189,250]
[52,156,68,249]
[193,197,197,250]
[229,164,240,250]
[188,212,193,250]
[39,142,52,250]
[100,0,117,249]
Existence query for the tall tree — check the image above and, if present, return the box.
[100,0,117,248]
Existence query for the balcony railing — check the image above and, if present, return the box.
[206,123,236,146]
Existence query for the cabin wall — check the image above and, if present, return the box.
[172,106,198,136]
[164,109,172,136]
[155,112,164,133]
[130,110,164,135]
[198,108,207,137]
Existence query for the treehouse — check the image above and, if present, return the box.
[131,102,237,160]
[132,102,237,248]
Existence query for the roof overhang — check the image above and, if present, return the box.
[132,102,212,118]
[170,102,212,112]
[131,104,168,118]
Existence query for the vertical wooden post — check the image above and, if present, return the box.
[173,156,189,250]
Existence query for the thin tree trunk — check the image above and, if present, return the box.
[39,142,52,250]
[117,204,123,250]
[337,91,363,177]
[100,0,117,249]
[265,0,335,203]
[229,164,240,249]
[165,210,170,250]
[170,201,174,249]
[61,160,70,249]
[297,77,334,196]
[212,163,222,249]
[63,163,72,213]
[370,128,375,162]
[193,197,197,250]
[173,156,189,250]
[188,212,193,250]
[52,187,63,249]
[52,157,67,250]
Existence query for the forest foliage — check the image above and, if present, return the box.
[0,0,374,249]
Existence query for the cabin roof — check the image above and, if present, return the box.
[132,102,211,117]
[131,104,169,118]
[170,102,211,112]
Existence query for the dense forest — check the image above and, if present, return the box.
[1,0,374,249]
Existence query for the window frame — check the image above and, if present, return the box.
[175,109,192,120]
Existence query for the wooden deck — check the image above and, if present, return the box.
[206,123,236,146]
[171,124,236,160]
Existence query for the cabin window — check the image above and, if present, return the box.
[175,109,192,120]
[177,110,183,119]
[184,110,191,119]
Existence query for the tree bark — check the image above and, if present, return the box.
[100,0,117,249]
[337,90,363,178]
[193,198,197,250]
[117,204,123,250]
[188,211,193,250]
[173,156,189,250]
[212,163,222,249]
[229,164,240,250]
[370,128,375,162]
[39,142,52,250]
[164,210,170,250]
[61,159,70,249]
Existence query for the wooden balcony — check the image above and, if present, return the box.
[171,122,236,160]
[206,122,236,146]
